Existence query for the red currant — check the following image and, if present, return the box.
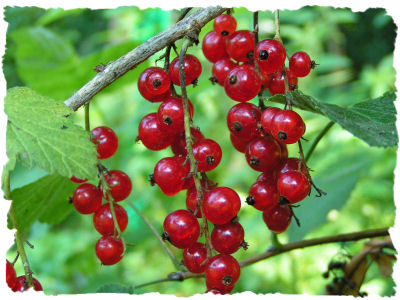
[182,242,208,273]
[247,180,279,211]
[278,157,308,177]
[6,260,17,289]
[157,97,194,135]
[104,170,132,202]
[226,30,255,62]
[289,51,314,77]
[202,31,228,63]
[262,204,292,233]
[225,64,261,102]
[255,39,286,74]
[230,133,251,153]
[138,67,171,102]
[213,14,237,36]
[95,236,124,265]
[153,156,189,196]
[271,110,305,144]
[206,280,234,294]
[211,221,245,254]
[138,113,173,151]
[70,176,88,183]
[171,127,204,156]
[227,103,261,139]
[186,185,205,218]
[268,69,298,95]
[279,141,289,162]
[260,106,282,134]
[212,58,237,86]
[277,170,310,204]
[93,203,128,236]
[12,276,42,292]
[72,183,102,214]
[193,138,222,172]
[91,126,118,159]
[245,136,281,172]
[169,54,202,86]
[203,187,241,225]
[163,209,200,249]
[205,254,240,292]
[257,171,276,184]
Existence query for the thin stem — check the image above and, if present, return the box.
[179,38,212,258]
[84,103,90,132]
[305,121,335,163]
[126,200,183,271]
[274,10,282,43]
[253,11,259,44]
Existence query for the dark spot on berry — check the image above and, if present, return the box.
[149,174,155,186]
[152,78,162,87]
[163,116,173,125]
[249,156,260,166]
[311,60,317,69]
[232,121,242,132]
[161,231,170,242]
[259,50,269,60]
[209,76,218,85]
[278,131,287,141]
[221,30,229,36]
[206,155,215,165]
[192,78,199,86]
[229,75,237,85]
[278,196,289,205]
[241,240,249,250]
[222,275,233,286]
[247,50,254,59]
[246,195,255,206]
[68,196,73,204]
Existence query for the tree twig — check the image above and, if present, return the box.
[305,121,335,163]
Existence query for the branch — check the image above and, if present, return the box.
[64,6,227,111]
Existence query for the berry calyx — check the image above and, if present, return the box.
[226,30,255,62]
[95,236,124,265]
[145,67,171,95]
[202,31,228,63]
[91,126,118,159]
[104,170,132,202]
[289,51,314,77]
[12,276,43,292]
[6,260,17,289]
[227,103,261,139]
[211,58,237,86]
[138,113,174,151]
[205,254,240,292]
[271,110,305,144]
[169,54,202,86]
[183,242,208,273]
[262,204,292,233]
[72,183,102,214]
[211,221,245,254]
[245,136,282,172]
[247,180,279,211]
[157,97,194,134]
[93,203,128,236]
[224,64,261,102]
[277,170,311,204]
[153,156,189,196]
[255,39,286,74]
[213,14,237,37]
[203,187,241,225]
[193,139,222,172]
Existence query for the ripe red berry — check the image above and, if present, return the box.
[224,64,261,102]
[278,157,308,178]
[247,181,279,211]
[104,170,132,202]
[271,110,305,144]
[211,222,245,254]
[202,31,228,63]
[91,126,118,159]
[93,203,128,236]
[205,254,240,292]
[186,185,205,218]
[206,280,234,294]
[171,127,204,156]
[212,58,237,86]
[257,171,276,184]
[277,170,311,204]
[262,204,292,233]
[6,260,17,289]
[213,14,237,36]
[181,175,195,191]
[193,139,222,172]
[260,106,282,134]
[70,176,88,183]
[12,276,43,292]
[72,183,102,214]
[203,187,241,225]
[145,67,171,95]
[279,141,289,162]
[163,209,200,249]
[268,69,298,95]
[245,136,282,172]
[227,103,261,139]
[138,67,171,102]
[157,97,194,135]
[289,51,313,77]
[153,156,189,196]
[230,133,251,153]
[182,242,208,273]
[95,236,124,265]
[169,54,202,86]
[138,113,173,151]
[255,39,286,74]
[226,30,255,62]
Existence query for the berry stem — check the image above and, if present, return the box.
[305,121,335,163]
[274,10,283,44]
[84,103,90,132]
[270,232,283,250]
[179,37,212,258]
[253,11,259,44]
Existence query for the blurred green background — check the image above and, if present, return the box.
[3,6,397,296]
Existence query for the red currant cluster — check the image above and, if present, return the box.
[136,48,245,295]
[70,126,132,265]
[202,13,316,234]
[6,259,42,292]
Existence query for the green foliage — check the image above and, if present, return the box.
[5,87,98,179]
[97,283,134,294]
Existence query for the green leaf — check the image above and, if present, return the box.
[97,283,134,294]
[9,174,78,233]
[5,87,98,179]
[266,90,398,147]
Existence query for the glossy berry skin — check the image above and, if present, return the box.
[230,133,251,153]
[182,242,208,273]
[171,128,204,156]
[6,260,17,289]
[260,106,282,134]
[186,185,205,218]
[203,187,241,225]
[255,39,286,74]
[153,156,189,196]
[193,139,222,172]
[169,54,202,86]
[157,97,194,135]
[289,51,312,77]
[104,170,132,202]
[247,181,279,211]
[279,141,289,162]
[70,176,88,183]
[227,103,261,139]
[271,110,305,144]
[202,31,228,63]
[268,69,298,95]
[145,67,171,95]
[278,158,308,178]
[72,183,102,214]
[277,170,310,204]
[12,276,43,292]
[262,204,292,233]
[163,209,200,249]
[211,222,244,254]
[225,64,261,102]
[245,136,282,172]
[206,280,234,294]
[257,171,276,184]
[138,113,173,151]
[92,126,118,159]
[205,254,240,292]
[95,236,124,265]
[226,30,255,62]
[138,67,171,102]
[93,203,128,236]
[213,14,237,36]
[212,58,237,86]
